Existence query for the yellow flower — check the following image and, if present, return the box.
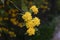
[10,18,18,25]
[30,5,38,14]
[33,17,40,26]
[26,27,35,36]
[26,20,35,28]
[22,12,32,21]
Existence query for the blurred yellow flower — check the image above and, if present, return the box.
[33,17,40,26]
[30,5,38,14]
[10,18,18,25]
[22,12,32,21]
[26,27,35,36]
[26,20,35,28]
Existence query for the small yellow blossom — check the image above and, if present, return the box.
[22,12,32,21]
[26,27,35,36]
[10,18,18,25]
[30,5,38,14]
[33,17,40,26]
[26,20,35,28]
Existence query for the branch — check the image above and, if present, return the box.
[8,0,24,13]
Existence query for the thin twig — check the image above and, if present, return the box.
[8,0,24,13]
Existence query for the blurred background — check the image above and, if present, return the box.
[0,0,60,40]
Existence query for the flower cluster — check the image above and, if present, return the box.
[22,6,40,36]
[25,17,40,36]
[26,17,40,28]
[0,5,41,36]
